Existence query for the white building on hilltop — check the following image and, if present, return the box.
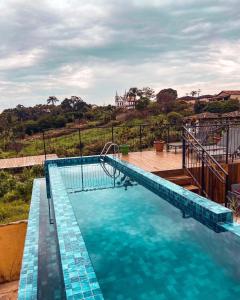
[115,91,138,109]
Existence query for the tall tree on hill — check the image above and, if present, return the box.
[190,90,197,97]
[47,96,59,106]
[127,87,155,100]
[156,88,178,113]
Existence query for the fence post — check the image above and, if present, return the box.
[225,124,229,164]
[78,128,82,157]
[139,125,142,152]
[182,128,186,168]
[225,174,229,207]
[42,131,47,160]
[167,124,170,141]
[111,126,114,143]
[201,149,205,196]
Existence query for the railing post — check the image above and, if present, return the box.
[111,125,114,143]
[139,125,142,152]
[225,174,229,207]
[201,149,205,196]
[225,124,229,164]
[42,131,47,160]
[167,125,170,151]
[78,128,82,157]
[182,128,186,168]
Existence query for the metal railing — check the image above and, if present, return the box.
[40,123,182,159]
[186,122,240,164]
[182,126,229,205]
[0,123,183,159]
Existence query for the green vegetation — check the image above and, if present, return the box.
[194,99,240,114]
[0,166,44,224]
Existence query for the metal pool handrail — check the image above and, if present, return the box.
[100,142,120,159]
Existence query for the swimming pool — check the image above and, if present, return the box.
[18,155,240,300]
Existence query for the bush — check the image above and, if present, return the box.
[167,112,183,125]
[205,99,239,114]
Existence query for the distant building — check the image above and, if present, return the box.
[177,96,196,104]
[115,91,138,109]
[212,90,240,101]
[177,95,214,104]
[197,95,214,102]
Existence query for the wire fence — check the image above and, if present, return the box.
[0,123,182,159]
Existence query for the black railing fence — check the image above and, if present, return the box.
[40,124,182,159]
[186,122,240,164]
[183,127,229,205]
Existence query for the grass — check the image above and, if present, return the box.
[0,166,44,224]
[0,201,29,224]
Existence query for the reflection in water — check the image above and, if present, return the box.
[59,163,137,193]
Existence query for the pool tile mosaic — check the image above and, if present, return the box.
[48,164,104,300]
[106,155,233,227]
[18,179,41,300]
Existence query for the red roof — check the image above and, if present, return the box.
[197,95,214,99]
[177,96,196,101]
[217,90,240,96]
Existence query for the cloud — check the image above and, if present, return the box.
[0,0,239,111]
[0,48,45,71]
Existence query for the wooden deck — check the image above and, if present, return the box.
[0,154,58,170]
[120,150,182,172]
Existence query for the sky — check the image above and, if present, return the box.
[0,0,240,111]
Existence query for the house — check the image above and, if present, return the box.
[115,91,138,109]
[177,95,215,105]
[197,95,214,102]
[177,96,196,104]
[213,90,240,101]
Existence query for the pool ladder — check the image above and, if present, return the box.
[100,142,120,178]
[100,142,120,161]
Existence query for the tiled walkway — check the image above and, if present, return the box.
[0,154,57,170]
[120,150,182,172]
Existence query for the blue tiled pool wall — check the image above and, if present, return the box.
[18,179,41,300]
[37,180,66,300]
[105,156,234,231]
[48,164,104,300]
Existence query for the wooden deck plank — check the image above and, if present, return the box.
[120,150,182,172]
[0,154,58,170]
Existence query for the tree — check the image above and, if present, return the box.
[47,96,59,106]
[156,88,178,113]
[126,87,155,100]
[190,90,197,97]
[167,112,183,125]
[15,104,28,122]
[194,100,207,114]
[135,97,150,111]
[205,99,239,114]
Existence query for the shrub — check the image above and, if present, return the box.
[167,112,183,125]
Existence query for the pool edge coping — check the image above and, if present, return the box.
[18,178,42,300]
[48,163,104,300]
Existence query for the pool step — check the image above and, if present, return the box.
[162,173,200,194]
[184,184,199,193]
[166,175,192,186]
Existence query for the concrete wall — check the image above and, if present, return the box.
[0,221,27,283]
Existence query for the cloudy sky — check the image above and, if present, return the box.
[0,0,240,110]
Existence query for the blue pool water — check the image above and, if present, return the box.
[60,163,240,300]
